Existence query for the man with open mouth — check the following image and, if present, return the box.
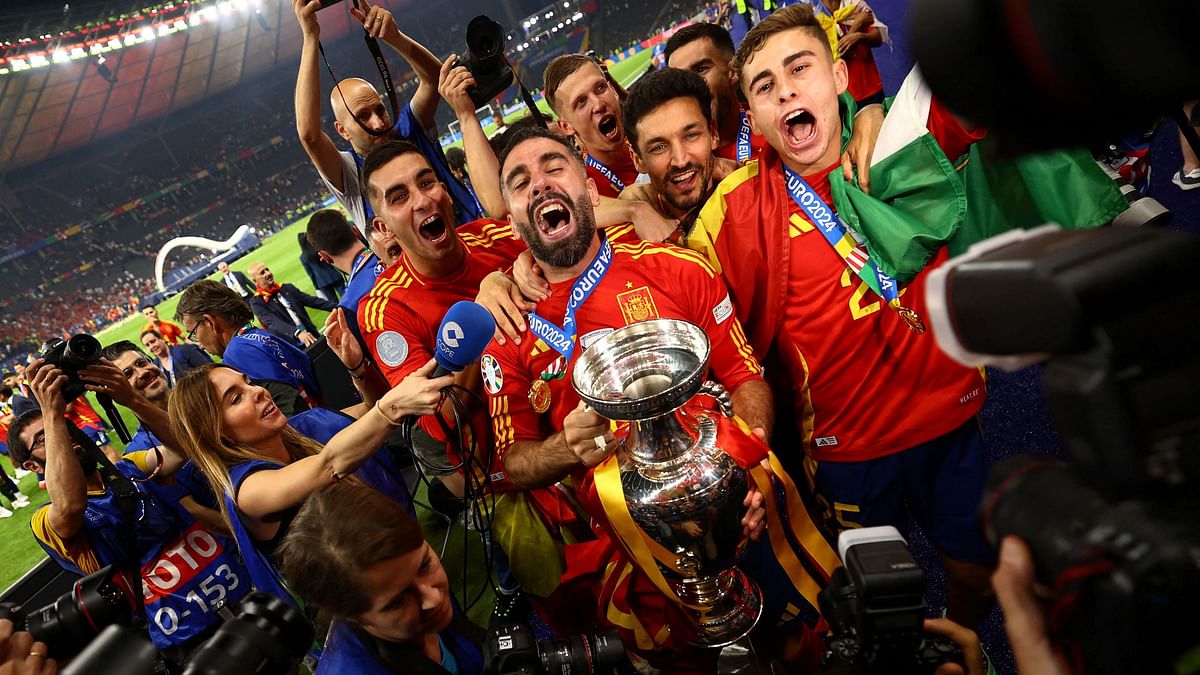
[687,4,1129,632]
[357,138,523,482]
[482,125,845,671]
[543,54,646,199]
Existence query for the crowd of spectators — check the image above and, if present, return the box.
[0,0,700,370]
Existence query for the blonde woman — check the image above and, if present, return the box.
[167,358,452,602]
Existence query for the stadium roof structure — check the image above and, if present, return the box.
[0,0,381,173]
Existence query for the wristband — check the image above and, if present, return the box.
[346,355,368,373]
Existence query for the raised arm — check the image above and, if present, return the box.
[504,403,615,488]
[439,56,506,218]
[293,0,347,191]
[236,361,451,520]
[26,361,89,541]
[352,0,442,131]
[79,359,188,476]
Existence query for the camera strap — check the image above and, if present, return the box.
[506,56,548,129]
[318,0,401,138]
[68,422,150,620]
[94,391,132,445]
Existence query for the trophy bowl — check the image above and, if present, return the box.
[572,318,711,421]
[572,318,762,647]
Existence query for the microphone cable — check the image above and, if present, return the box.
[396,383,502,613]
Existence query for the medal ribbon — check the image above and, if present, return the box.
[736,111,753,164]
[783,165,918,324]
[526,234,614,362]
[585,154,626,192]
[349,248,372,278]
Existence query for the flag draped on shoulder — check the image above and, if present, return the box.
[692,66,1128,355]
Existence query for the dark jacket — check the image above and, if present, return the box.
[248,284,337,347]
[219,270,255,299]
[156,343,213,386]
[300,254,345,293]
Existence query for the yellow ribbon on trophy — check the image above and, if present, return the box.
[593,410,842,629]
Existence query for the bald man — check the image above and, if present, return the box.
[293,0,483,237]
[246,261,336,348]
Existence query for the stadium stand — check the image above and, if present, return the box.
[0,0,697,368]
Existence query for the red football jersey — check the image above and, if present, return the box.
[584,146,641,198]
[358,219,525,386]
[775,162,984,462]
[484,240,763,465]
[149,320,184,346]
[697,97,987,463]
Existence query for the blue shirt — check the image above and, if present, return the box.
[222,328,321,402]
[316,617,481,675]
[340,250,386,347]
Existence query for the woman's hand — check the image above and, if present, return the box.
[377,359,455,420]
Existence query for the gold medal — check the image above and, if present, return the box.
[897,306,927,334]
[528,378,553,413]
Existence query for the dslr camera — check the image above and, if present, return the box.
[927,225,1200,674]
[0,565,140,661]
[483,623,625,674]
[818,527,964,675]
[4,571,312,675]
[38,334,103,402]
[458,15,513,106]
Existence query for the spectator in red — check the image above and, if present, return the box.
[141,306,185,345]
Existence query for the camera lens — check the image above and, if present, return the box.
[538,630,624,674]
[26,567,139,659]
[184,592,313,675]
[981,455,1107,581]
[63,334,102,368]
[466,16,505,63]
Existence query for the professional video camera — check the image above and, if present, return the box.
[483,623,625,674]
[926,225,1200,675]
[0,565,139,660]
[817,527,964,675]
[909,0,1200,151]
[458,16,513,107]
[37,334,102,402]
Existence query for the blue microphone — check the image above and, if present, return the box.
[432,301,496,378]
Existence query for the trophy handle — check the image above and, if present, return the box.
[699,381,734,418]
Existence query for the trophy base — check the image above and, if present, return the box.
[676,568,764,648]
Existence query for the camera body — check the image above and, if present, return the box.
[818,527,964,675]
[37,334,102,402]
[482,623,625,675]
[928,226,1200,674]
[458,16,513,107]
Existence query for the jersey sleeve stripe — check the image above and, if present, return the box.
[614,244,718,278]
[728,319,762,373]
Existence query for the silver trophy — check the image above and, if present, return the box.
[573,318,763,647]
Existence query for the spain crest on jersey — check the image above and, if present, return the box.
[616,286,660,325]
